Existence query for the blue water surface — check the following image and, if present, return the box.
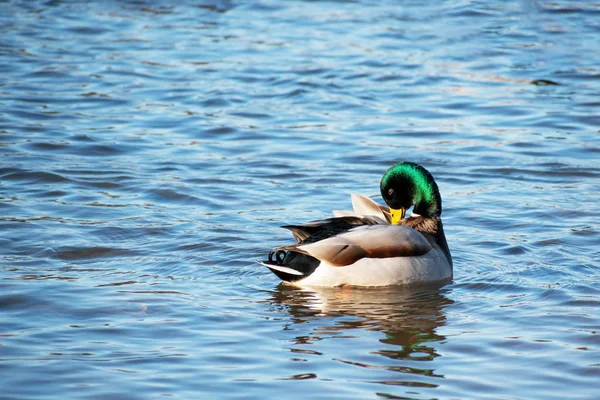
[1,0,599,399]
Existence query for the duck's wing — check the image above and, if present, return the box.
[332,194,391,223]
[277,224,432,267]
[283,215,385,243]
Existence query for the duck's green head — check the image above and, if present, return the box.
[380,162,442,224]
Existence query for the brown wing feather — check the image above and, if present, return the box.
[297,224,432,267]
[282,226,311,243]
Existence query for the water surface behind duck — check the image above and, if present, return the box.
[1,0,599,398]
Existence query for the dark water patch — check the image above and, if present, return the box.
[569,226,597,237]
[25,141,70,152]
[199,126,237,136]
[531,79,560,86]
[0,293,35,310]
[229,112,272,120]
[199,97,230,108]
[97,280,138,287]
[70,134,98,142]
[144,188,204,206]
[507,141,545,149]
[75,144,127,156]
[1,170,70,184]
[279,88,310,98]
[21,70,72,80]
[65,25,113,35]
[499,245,530,256]
[540,4,600,15]
[45,246,138,261]
[292,67,329,76]
[553,69,600,81]
[36,190,69,198]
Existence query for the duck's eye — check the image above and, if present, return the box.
[387,188,394,197]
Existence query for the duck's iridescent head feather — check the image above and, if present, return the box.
[380,162,442,218]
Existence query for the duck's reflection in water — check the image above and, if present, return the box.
[268,283,454,386]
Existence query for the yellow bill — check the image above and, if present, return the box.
[390,208,406,224]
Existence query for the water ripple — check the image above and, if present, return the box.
[1,0,599,399]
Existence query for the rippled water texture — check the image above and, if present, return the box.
[1,0,599,398]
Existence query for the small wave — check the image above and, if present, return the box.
[1,169,70,184]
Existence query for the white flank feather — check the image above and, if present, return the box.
[289,250,452,287]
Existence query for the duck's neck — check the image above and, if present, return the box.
[401,216,452,268]
[405,166,442,218]
[413,187,441,218]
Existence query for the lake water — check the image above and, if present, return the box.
[1,0,599,398]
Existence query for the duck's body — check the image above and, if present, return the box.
[261,162,453,287]
[291,234,451,287]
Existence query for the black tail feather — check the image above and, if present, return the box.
[262,251,320,282]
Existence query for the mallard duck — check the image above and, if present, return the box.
[260,162,452,286]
